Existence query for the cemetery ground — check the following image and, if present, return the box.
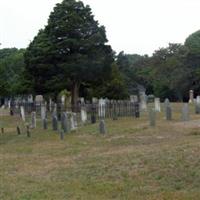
[1,103,200,200]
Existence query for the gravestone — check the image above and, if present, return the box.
[139,91,147,111]
[31,111,36,128]
[60,130,64,140]
[165,105,172,120]
[164,98,170,110]
[52,114,58,131]
[149,108,156,127]
[70,112,78,130]
[189,90,194,103]
[99,120,106,134]
[195,96,200,114]
[49,98,52,112]
[130,95,138,103]
[42,118,48,129]
[61,112,70,133]
[35,95,43,104]
[81,107,87,123]
[20,106,25,122]
[41,104,46,120]
[98,98,106,118]
[154,98,161,112]
[181,104,189,121]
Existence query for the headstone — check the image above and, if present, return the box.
[35,95,43,104]
[42,118,48,129]
[165,105,172,120]
[17,126,21,135]
[81,107,87,123]
[149,109,156,127]
[28,94,33,103]
[41,104,46,120]
[139,91,147,111]
[196,96,200,114]
[31,112,36,128]
[70,112,78,130]
[52,115,58,131]
[98,98,106,118]
[164,98,170,110]
[99,120,106,134]
[130,95,138,103]
[60,130,64,140]
[20,106,25,122]
[189,90,194,103]
[61,112,70,133]
[154,98,161,112]
[26,125,31,137]
[181,103,189,121]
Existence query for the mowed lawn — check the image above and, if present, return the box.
[1,103,200,200]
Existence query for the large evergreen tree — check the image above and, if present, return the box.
[25,0,113,104]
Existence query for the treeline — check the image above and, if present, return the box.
[0,0,200,102]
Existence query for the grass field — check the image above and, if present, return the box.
[1,103,200,200]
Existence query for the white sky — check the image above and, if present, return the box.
[0,0,200,55]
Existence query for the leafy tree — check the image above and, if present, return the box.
[0,48,28,97]
[25,0,113,104]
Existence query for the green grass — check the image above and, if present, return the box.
[0,103,200,199]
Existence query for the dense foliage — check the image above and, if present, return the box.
[0,0,200,102]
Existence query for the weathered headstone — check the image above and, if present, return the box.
[52,115,58,131]
[154,98,161,112]
[61,112,70,133]
[149,109,156,127]
[139,91,147,111]
[189,90,194,103]
[31,112,36,128]
[42,118,48,129]
[60,130,64,140]
[70,112,78,130]
[181,103,189,121]
[41,104,46,120]
[17,126,21,135]
[98,98,106,118]
[195,96,200,114]
[99,120,106,134]
[20,106,25,122]
[165,105,172,120]
[35,95,43,104]
[81,107,87,123]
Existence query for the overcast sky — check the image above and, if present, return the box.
[0,0,200,55]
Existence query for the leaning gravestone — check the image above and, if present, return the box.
[31,111,36,128]
[181,103,189,121]
[149,108,156,127]
[99,120,106,134]
[20,106,25,122]
[154,98,161,112]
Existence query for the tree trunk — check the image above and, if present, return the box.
[71,81,80,111]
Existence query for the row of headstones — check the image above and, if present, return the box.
[148,99,196,127]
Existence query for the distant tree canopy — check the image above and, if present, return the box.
[24,0,114,103]
[0,48,29,97]
[0,6,200,103]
